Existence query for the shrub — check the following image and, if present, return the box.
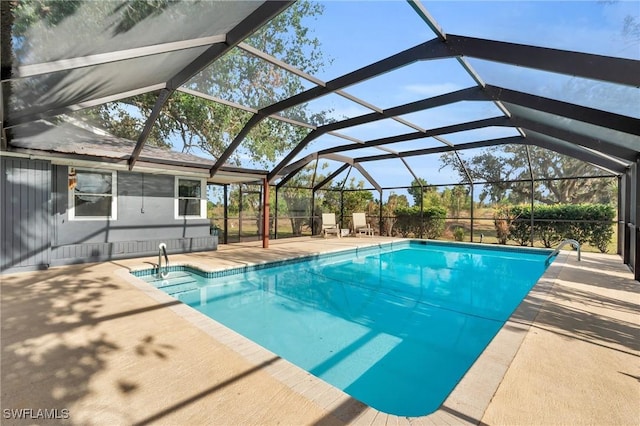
[493,207,518,245]
[535,204,566,248]
[394,206,416,237]
[509,206,532,246]
[587,204,615,253]
[501,203,615,252]
[394,206,446,239]
[453,226,465,242]
[423,206,447,238]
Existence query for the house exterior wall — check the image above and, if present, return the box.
[0,157,51,272]
[1,159,217,274]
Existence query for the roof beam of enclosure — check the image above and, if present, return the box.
[5,35,227,81]
[179,85,459,155]
[238,42,444,145]
[321,87,485,134]
[524,131,628,174]
[319,116,510,155]
[313,163,351,191]
[308,151,380,191]
[454,151,474,184]
[265,87,485,179]
[129,0,294,171]
[176,87,316,129]
[278,153,318,177]
[484,85,640,136]
[5,84,167,128]
[399,157,423,184]
[408,2,520,142]
[525,145,535,181]
[261,39,449,118]
[237,38,452,181]
[275,162,307,189]
[446,34,640,87]
[354,136,522,162]
[322,153,357,164]
[353,163,382,193]
[509,115,638,162]
[275,153,317,189]
[408,0,446,41]
[269,31,630,181]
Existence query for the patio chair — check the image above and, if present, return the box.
[321,213,340,238]
[352,212,374,237]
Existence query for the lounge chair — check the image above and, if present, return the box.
[321,213,340,238]
[352,212,374,237]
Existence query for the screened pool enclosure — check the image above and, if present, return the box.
[1,1,639,278]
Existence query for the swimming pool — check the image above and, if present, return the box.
[133,240,552,416]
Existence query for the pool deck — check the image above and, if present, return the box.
[1,236,638,425]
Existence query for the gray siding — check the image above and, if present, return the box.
[1,158,51,272]
[50,235,217,264]
[50,166,216,266]
[1,160,216,273]
[53,168,210,245]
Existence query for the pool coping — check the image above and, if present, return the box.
[116,239,567,425]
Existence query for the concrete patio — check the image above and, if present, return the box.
[1,237,638,425]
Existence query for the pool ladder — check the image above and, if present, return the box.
[546,239,581,265]
[158,243,169,278]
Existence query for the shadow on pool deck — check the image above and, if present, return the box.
[481,251,639,426]
[1,238,638,425]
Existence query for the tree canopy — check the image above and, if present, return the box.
[8,0,331,168]
[440,146,614,205]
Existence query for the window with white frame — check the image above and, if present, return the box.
[175,177,206,219]
[69,167,117,220]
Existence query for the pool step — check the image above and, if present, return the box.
[163,282,200,296]
[144,273,201,296]
[145,272,194,286]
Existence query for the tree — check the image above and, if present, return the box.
[8,1,331,166]
[278,167,317,237]
[115,0,330,166]
[321,177,374,229]
[406,178,441,208]
[440,148,521,204]
[381,192,409,236]
[441,146,613,205]
[441,185,470,217]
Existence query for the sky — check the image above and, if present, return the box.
[40,0,635,196]
[251,0,639,193]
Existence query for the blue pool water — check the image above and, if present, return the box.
[134,241,551,416]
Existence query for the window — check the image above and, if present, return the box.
[69,167,117,220]
[175,177,206,219]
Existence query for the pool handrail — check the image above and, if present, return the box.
[546,238,581,265]
[158,243,169,278]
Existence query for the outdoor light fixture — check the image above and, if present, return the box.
[68,168,77,190]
